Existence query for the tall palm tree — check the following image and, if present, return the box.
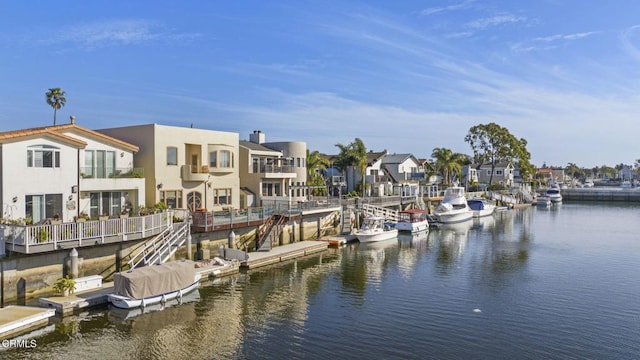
[352,138,368,194]
[46,88,66,125]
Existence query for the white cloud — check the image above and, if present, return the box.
[420,0,476,16]
[48,19,200,49]
[466,14,527,30]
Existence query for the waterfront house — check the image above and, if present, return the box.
[0,116,144,224]
[98,124,239,212]
[468,162,515,188]
[239,130,307,208]
[537,165,565,185]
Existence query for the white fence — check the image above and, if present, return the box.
[1,211,186,254]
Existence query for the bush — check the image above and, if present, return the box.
[53,275,76,295]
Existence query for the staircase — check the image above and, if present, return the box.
[127,221,190,269]
[341,207,355,234]
[257,215,287,252]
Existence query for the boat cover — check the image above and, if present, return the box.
[114,260,196,300]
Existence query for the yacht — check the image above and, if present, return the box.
[434,186,473,223]
[354,216,398,243]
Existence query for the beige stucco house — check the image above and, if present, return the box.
[99,124,239,212]
[239,131,307,208]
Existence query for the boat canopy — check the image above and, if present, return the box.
[114,260,196,300]
[467,199,487,211]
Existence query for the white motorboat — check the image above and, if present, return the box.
[354,216,398,243]
[621,180,632,189]
[466,198,496,218]
[108,260,202,309]
[545,184,562,203]
[395,209,429,232]
[535,195,552,207]
[434,186,473,224]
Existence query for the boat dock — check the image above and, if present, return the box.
[1,240,331,339]
[0,306,56,340]
[241,241,329,269]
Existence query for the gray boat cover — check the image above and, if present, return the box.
[114,260,196,300]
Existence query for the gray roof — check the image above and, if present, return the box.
[239,140,280,153]
[381,153,414,164]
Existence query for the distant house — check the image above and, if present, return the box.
[0,116,144,225]
[618,165,635,181]
[469,162,515,187]
[537,166,565,184]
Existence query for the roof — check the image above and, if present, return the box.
[0,123,139,152]
[381,153,417,164]
[367,150,387,165]
[239,140,282,153]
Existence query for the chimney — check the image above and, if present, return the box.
[250,130,265,144]
[70,115,76,124]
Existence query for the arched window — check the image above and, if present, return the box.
[27,145,60,168]
[187,191,203,211]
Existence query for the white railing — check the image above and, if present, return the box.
[127,221,190,269]
[361,204,399,223]
[2,212,175,254]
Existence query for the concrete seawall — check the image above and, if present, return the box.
[561,188,640,202]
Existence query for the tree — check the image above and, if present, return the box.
[334,138,368,196]
[46,88,66,125]
[306,149,330,196]
[464,122,533,187]
[431,147,467,185]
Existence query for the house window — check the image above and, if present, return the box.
[160,190,183,209]
[27,145,60,168]
[84,150,116,178]
[252,158,259,173]
[487,170,492,175]
[209,151,217,168]
[219,150,232,168]
[213,188,231,205]
[167,147,178,166]
[26,194,62,223]
[89,192,122,218]
[496,170,503,176]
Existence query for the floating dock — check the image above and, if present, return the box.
[241,241,329,269]
[0,306,56,340]
[321,234,356,247]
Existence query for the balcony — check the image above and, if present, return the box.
[81,167,144,179]
[259,164,296,179]
[181,165,211,182]
[80,167,146,192]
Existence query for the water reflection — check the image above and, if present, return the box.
[7,205,640,359]
[435,220,473,270]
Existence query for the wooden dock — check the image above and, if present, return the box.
[241,241,329,269]
[0,306,56,340]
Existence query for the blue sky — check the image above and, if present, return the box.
[2,1,640,168]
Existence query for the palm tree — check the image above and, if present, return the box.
[352,138,368,194]
[306,150,330,196]
[334,138,368,196]
[46,88,66,125]
[431,147,467,185]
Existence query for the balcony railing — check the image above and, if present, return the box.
[80,167,144,179]
[1,211,186,254]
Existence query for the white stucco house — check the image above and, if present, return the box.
[0,116,144,224]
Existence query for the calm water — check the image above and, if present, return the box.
[4,203,640,359]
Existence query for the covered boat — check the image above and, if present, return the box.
[109,260,201,309]
[467,198,496,218]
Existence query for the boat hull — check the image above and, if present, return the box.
[471,206,495,218]
[108,273,202,309]
[395,220,429,232]
[355,229,398,243]
[436,211,473,224]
